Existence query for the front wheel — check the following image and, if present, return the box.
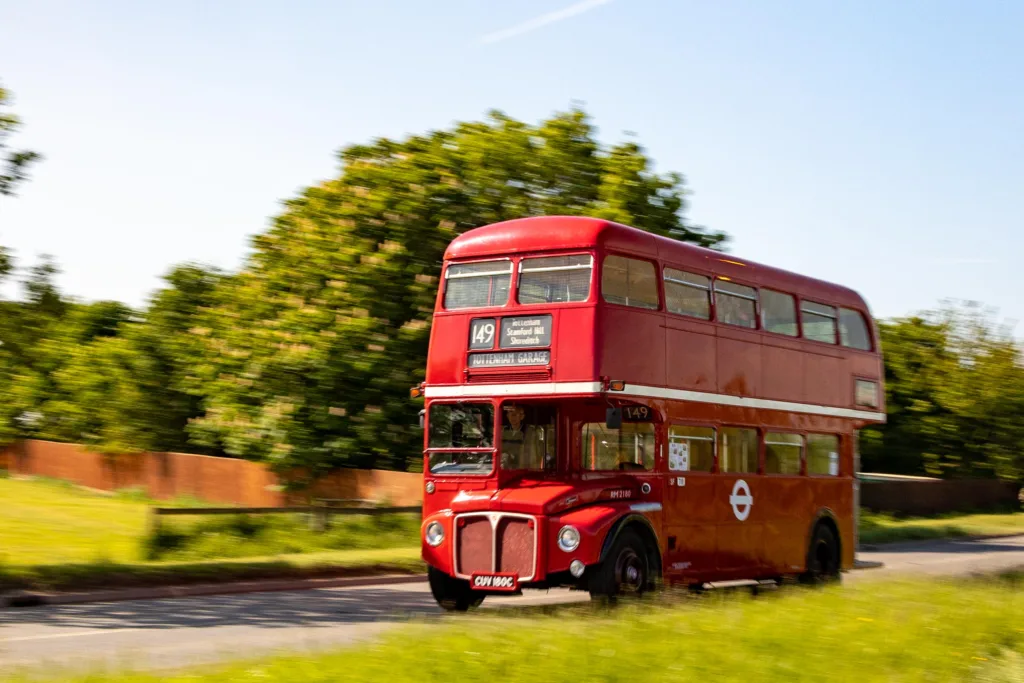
[588,529,651,602]
[428,566,485,612]
[799,523,841,585]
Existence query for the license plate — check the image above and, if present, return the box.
[471,573,519,591]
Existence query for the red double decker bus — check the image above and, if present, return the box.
[418,216,885,610]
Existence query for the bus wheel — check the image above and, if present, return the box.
[589,529,649,602]
[799,523,841,585]
[428,566,484,611]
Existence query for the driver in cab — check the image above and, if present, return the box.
[501,404,538,469]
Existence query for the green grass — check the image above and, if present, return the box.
[145,511,419,561]
[6,573,1022,682]
[860,509,1024,545]
[0,547,424,592]
[0,476,152,566]
[0,477,422,591]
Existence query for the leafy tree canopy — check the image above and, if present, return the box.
[185,108,725,479]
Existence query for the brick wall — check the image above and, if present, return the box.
[0,440,423,507]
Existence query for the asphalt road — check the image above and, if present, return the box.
[2,535,1022,673]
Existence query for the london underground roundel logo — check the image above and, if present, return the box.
[730,479,753,521]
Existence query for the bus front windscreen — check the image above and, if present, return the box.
[427,403,494,475]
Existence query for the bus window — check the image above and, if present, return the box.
[761,289,798,336]
[518,255,592,305]
[581,422,656,471]
[664,268,711,320]
[427,451,493,476]
[764,432,803,475]
[444,260,512,310]
[668,425,714,472]
[718,427,757,473]
[807,434,840,476]
[715,280,757,329]
[601,255,659,310]
[839,308,872,350]
[801,301,837,344]
[428,403,494,449]
[500,403,556,470]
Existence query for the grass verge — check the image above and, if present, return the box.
[0,477,421,592]
[5,572,1022,682]
[860,510,1024,545]
[0,547,424,592]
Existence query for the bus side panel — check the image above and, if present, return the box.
[554,306,599,380]
[597,306,665,388]
[664,318,717,392]
[759,475,814,575]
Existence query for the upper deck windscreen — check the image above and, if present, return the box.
[443,260,512,310]
[517,255,593,305]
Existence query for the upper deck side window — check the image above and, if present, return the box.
[518,254,593,305]
[601,255,659,310]
[714,279,757,329]
[443,260,512,310]
[761,289,798,336]
[664,268,711,320]
[801,300,838,344]
[839,307,872,351]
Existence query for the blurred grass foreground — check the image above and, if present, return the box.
[6,574,1022,683]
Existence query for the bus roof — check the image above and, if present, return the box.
[445,216,870,311]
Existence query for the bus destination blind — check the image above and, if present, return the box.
[468,350,551,368]
[499,315,552,348]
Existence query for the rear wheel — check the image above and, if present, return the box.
[799,523,841,585]
[428,566,485,611]
[588,529,651,602]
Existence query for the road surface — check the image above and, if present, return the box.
[2,535,1022,672]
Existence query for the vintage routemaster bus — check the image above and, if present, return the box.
[417,216,885,610]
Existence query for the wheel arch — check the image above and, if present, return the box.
[806,507,842,568]
[598,513,662,577]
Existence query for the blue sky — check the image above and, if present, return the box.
[1,0,1022,326]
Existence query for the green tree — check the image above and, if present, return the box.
[186,108,726,484]
[862,301,1024,483]
[0,83,41,197]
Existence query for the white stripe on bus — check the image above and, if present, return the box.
[422,382,885,422]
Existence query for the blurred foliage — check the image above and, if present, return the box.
[862,301,1024,482]
[0,107,721,481]
[0,259,223,453]
[183,107,724,481]
[0,82,40,197]
[3,103,1021,486]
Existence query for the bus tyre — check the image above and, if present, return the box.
[588,529,650,602]
[428,566,484,612]
[799,523,841,585]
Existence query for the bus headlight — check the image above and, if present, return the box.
[425,521,445,547]
[558,525,581,552]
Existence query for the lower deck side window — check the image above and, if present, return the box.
[807,434,840,476]
[668,425,714,472]
[764,432,803,475]
[582,422,656,471]
[718,427,757,473]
